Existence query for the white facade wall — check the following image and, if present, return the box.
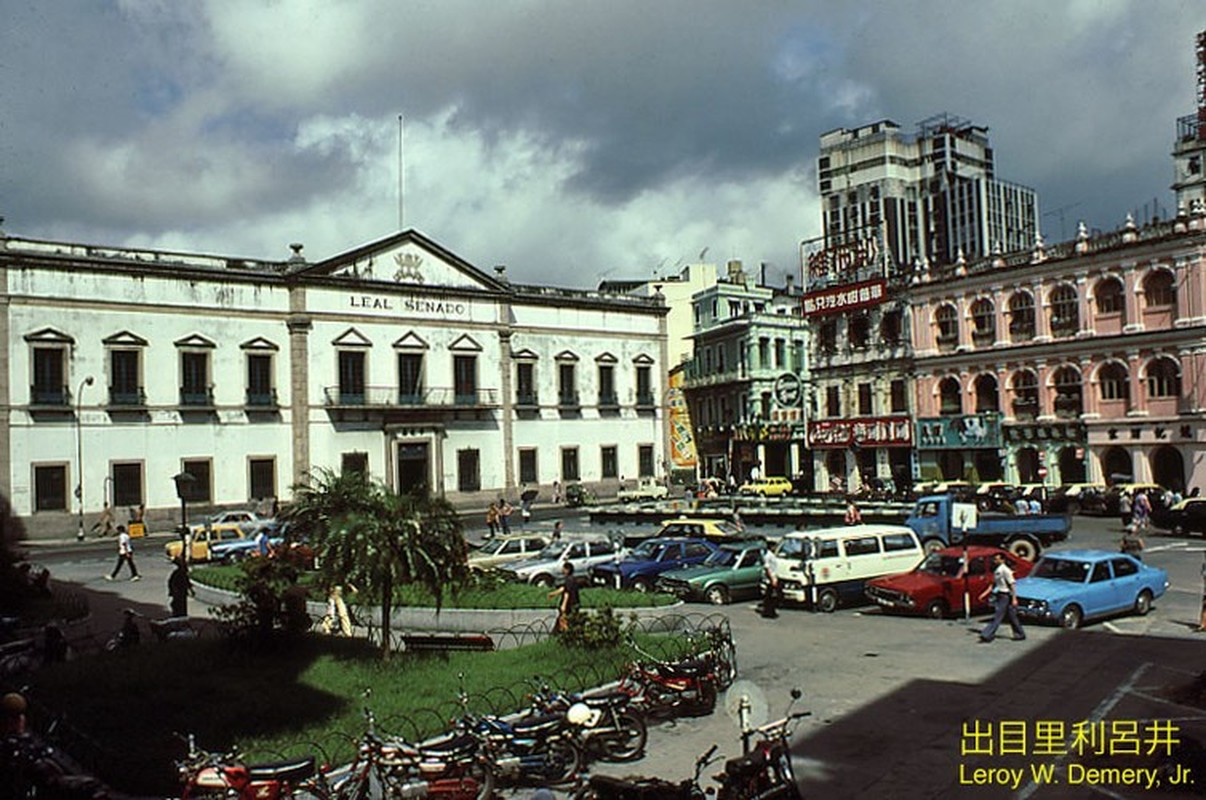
[2,231,666,539]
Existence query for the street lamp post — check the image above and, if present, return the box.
[172,472,196,559]
[75,375,95,541]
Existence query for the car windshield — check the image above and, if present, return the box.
[704,548,739,567]
[477,539,508,556]
[629,540,662,559]
[1032,557,1091,582]
[775,537,807,559]
[713,521,741,537]
[536,542,569,560]
[919,554,964,577]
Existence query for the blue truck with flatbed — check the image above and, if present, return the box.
[905,494,1071,561]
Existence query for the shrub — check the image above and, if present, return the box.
[558,604,636,650]
[213,557,311,647]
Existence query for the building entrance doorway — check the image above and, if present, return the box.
[397,442,430,495]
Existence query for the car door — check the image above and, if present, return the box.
[733,549,765,594]
[1185,501,1206,535]
[657,543,683,574]
[1081,561,1119,617]
[1109,558,1143,609]
[952,555,991,610]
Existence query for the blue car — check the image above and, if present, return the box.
[590,537,719,592]
[1015,549,1169,629]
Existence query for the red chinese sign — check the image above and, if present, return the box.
[802,278,888,318]
[807,416,913,449]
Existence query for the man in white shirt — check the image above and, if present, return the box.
[976,552,1024,643]
[105,525,141,581]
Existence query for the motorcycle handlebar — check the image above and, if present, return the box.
[754,710,811,735]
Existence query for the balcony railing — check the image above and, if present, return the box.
[109,387,147,407]
[598,392,619,410]
[30,385,68,407]
[322,385,499,408]
[180,387,215,407]
[515,391,538,408]
[636,392,656,409]
[558,390,581,410]
[245,388,279,407]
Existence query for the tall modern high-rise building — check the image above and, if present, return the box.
[816,114,1039,271]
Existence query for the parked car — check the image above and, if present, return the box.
[738,476,794,498]
[165,526,249,562]
[590,537,718,592]
[1047,483,1107,514]
[652,517,748,542]
[186,510,272,539]
[1151,498,1206,537]
[865,545,1034,619]
[1015,550,1169,629]
[657,540,767,605]
[1080,483,1165,517]
[617,477,670,502]
[468,534,551,570]
[766,524,925,612]
[498,537,618,587]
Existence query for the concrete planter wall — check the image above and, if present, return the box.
[193,582,681,633]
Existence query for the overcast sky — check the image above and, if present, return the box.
[2,1,1202,288]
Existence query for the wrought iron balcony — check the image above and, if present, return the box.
[636,392,656,409]
[558,390,581,410]
[598,392,620,410]
[109,387,147,407]
[515,391,539,408]
[322,385,499,409]
[30,385,68,407]
[179,387,215,407]
[245,388,279,407]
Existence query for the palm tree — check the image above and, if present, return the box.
[286,469,469,659]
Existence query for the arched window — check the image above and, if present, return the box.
[1052,365,1083,418]
[848,313,870,350]
[974,373,999,413]
[938,376,963,415]
[1097,362,1129,402]
[1144,270,1176,307]
[1008,292,1035,342]
[1146,357,1181,398]
[1049,284,1079,338]
[1095,277,1125,315]
[971,298,995,344]
[935,304,959,345]
[1011,370,1039,419]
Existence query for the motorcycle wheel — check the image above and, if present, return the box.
[545,738,584,785]
[693,680,718,716]
[600,710,648,762]
[467,761,495,800]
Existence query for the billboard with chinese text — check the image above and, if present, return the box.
[807,416,913,449]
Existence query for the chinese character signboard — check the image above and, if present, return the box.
[802,278,888,318]
[916,415,1003,450]
[807,416,913,449]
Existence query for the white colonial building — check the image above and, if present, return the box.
[0,226,667,539]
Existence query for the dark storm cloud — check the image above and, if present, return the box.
[2,1,1203,284]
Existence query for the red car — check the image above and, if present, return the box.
[865,546,1034,619]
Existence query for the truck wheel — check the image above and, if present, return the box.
[1007,536,1039,562]
[922,538,945,556]
[816,588,839,613]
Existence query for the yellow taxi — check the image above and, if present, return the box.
[737,476,794,498]
[655,517,748,541]
[165,525,249,562]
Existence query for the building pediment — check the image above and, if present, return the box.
[174,333,217,349]
[102,330,148,347]
[449,334,482,352]
[297,230,507,293]
[332,328,373,348]
[240,337,279,352]
[393,331,429,350]
[25,327,75,345]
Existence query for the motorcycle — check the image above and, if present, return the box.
[529,678,647,763]
[574,744,720,800]
[468,710,582,788]
[715,689,809,800]
[175,734,332,800]
[618,638,720,718]
[336,704,494,800]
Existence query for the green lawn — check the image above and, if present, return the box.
[192,564,679,609]
[35,631,692,795]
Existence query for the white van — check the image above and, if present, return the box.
[767,524,924,612]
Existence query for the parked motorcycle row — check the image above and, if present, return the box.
[174,624,773,799]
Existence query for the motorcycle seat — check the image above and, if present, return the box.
[580,690,629,708]
[659,658,710,677]
[512,713,563,735]
[247,756,316,782]
[421,732,477,759]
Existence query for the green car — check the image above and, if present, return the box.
[656,540,767,605]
